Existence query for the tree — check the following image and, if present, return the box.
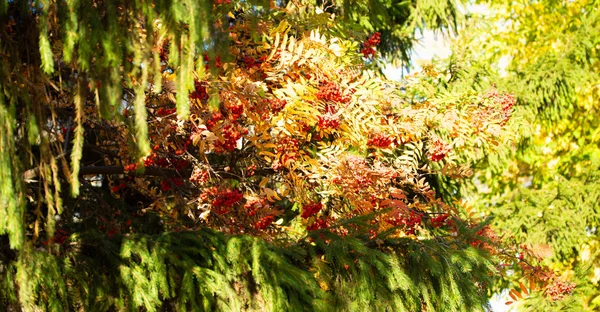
[442,0,600,309]
[0,0,569,310]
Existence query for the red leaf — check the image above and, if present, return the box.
[519,282,529,296]
[509,289,522,300]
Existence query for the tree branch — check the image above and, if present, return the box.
[22,166,190,183]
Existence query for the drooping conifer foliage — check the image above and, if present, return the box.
[441,0,600,309]
[0,0,575,310]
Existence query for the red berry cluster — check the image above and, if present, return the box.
[255,215,274,230]
[190,81,209,102]
[403,212,423,235]
[243,198,269,216]
[367,133,393,148]
[484,90,516,126]
[61,126,76,136]
[246,164,257,176]
[386,211,422,235]
[470,225,497,249]
[160,177,184,192]
[213,124,247,153]
[156,107,177,116]
[341,156,373,189]
[361,32,381,58]
[545,280,576,301]
[190,168,210,184]
[430,213,452,228]
[211,188,243,214]
[228,103,244,120]
[279,137,299,156]
[428,140,451,162]
[174,145,187,155]
[317,112,341,130]
[111,182,129,193]
[316,81,353,104]
[269,98,287,113]
[207,112,223,129]
[42,229,69,246]
[307,217,331,231]
[498,93,515,125]
[144,155,156,167]
[144,146,190,170]
[355,174,373,189]
[368,194,381,208]
[199,188,214,202]
[301,201,323,219]
[244,56,255,67]
[124,163,137,172]
[155,157,169,167]
[243,56,264,69]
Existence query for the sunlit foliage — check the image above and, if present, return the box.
[0,0,579,310]
[444,0,600,309]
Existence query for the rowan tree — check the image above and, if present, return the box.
[0,0,576,310]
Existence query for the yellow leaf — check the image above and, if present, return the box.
[288,36,296,53]
[275,20,290,34]
[259,177,269,188]
[262,143,277,149]
[263,188,281,201]
[296,41,304,56]
[259,151,277,158]
[281,34,289,53]
[268,33,280,61]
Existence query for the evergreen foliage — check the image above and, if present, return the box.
[443,0,600,309]
[0,228,497,311]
